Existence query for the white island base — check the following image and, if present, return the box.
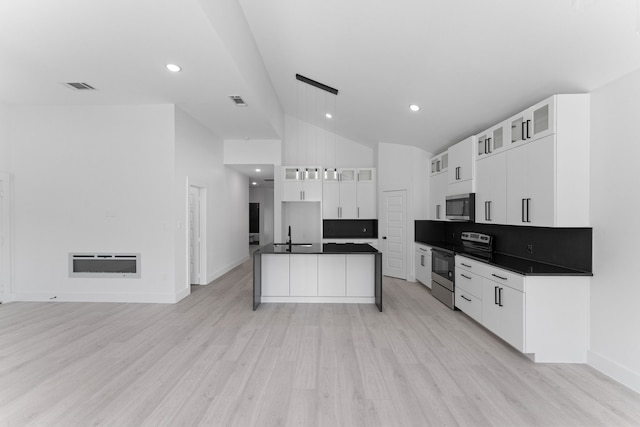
[253,244,382,311]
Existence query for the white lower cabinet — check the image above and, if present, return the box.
[261,254,290,297]
[481,277,525,352]
[318,255,346,296]
[454,259,483,323]
[455,255,588,362]
[289,255,318,296]
[415,243,432,288]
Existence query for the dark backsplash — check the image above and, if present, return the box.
[324,220,378,239]
[415,220,592,273]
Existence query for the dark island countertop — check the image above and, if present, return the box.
[416,240,592,276]
[257,243,380,255]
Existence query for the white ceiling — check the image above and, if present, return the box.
[228,164,275,188]
[2,0,640,156]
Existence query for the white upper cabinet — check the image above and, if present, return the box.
[283,166,322,201]
[356,169,376,219]
[429,169,448,221]
[477,121,507,159]
[506,135,555,226]
[447,136,475,194]
[508,97,555,148]
[476,151,507,224]
[475,94,590,227]
[430,152,448,176]
[322,168,376,219]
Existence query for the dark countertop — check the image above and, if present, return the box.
[417,240,592,276]
[258,243,380,255]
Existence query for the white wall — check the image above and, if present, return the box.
[378,142,430,282]
[588,69,640,393]
[249,186,274,245]
[224,139,282,165]
[9,105,176,302]
[283,115,374,167]
[0,104,9,171]
[175,108,249,290]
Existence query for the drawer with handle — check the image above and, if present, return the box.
[455,269,482,299]
[483,265,524,292]
[455,290,482,323]
[455,256,485,274]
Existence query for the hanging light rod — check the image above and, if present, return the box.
[295,74,339,95]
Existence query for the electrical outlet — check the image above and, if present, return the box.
[527,244,533,254]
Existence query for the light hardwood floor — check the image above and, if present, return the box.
[1,259,639,426]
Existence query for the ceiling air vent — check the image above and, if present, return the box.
[66,82,96,90]
[229,95,247,107]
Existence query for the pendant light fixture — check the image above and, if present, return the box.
[295,74,339,180]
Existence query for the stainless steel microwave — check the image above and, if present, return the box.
[446,193,475,221]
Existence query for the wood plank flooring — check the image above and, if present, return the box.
[1,259,639,426]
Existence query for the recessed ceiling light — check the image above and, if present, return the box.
[255,168,261,172]
[166,64,181,72]
[252,182,257,185]
[325,113,333,119]
[409,104,420,112]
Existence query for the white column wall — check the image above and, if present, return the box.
[8,105,176,302]
[589,69,640,393]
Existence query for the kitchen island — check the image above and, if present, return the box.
[253,243,382,311]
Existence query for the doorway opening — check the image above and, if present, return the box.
[249,202,260,246]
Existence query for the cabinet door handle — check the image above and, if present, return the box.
[522,198,526,223]
[492,273,507,281]
[421,255,424,267]
[487,201,492,221]
[526,198,531,223]
[461,263,471,268]
[521,122,526,141]
[498,287,504,307]
[485,138,489,154]
[357,207,360,218]
[300,190,303,200]
[494,286,499,305]
[436,204,440,219]
[461,274,472,280]
[487,137,492,153]
[461,295,472,302]
[526,119,531,139]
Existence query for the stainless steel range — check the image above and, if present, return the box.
[431,232,493,309]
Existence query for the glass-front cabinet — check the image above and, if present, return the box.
[478,121,506,159]
[508,98,555,148]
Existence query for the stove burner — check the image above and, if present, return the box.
[460,231,494,259]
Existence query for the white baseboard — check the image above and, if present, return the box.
[11,292,177,304]
[588,350,640,394]
[206,255,250,284]
[174,287,190,303]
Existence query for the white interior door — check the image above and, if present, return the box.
[382,190,407,279]
[189,186,201,285]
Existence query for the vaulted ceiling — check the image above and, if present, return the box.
[2,0,640,155]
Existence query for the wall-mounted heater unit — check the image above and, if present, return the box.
[69,253,141,278]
